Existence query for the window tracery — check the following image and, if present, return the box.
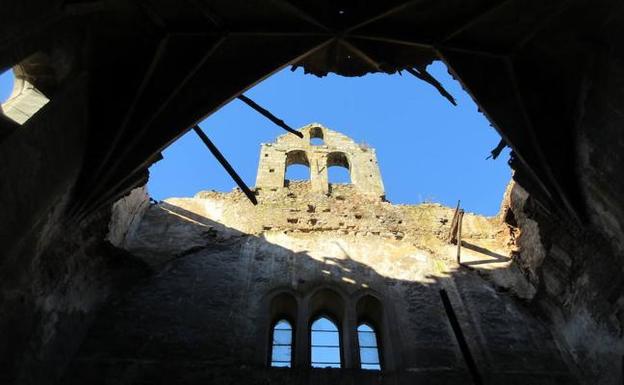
[266,289,386,370]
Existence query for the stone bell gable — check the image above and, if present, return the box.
[255,123,385,197]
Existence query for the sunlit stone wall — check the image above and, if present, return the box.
[256,124,384,196]
[63,178,579,384]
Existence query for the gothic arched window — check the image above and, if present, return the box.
[357,323,381,370]
[270,319,293,367]
[310,316,341,368]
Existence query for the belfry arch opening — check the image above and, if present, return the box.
[310,126,324,146]
[284,150,310,186]
[327,152,351,185]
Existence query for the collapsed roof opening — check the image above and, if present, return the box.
[0,4,619,384]
[0,53,56,125]
[148,61,510,216]
[0,69,14,103]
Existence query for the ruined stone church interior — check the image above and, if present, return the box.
[1,1,624,384]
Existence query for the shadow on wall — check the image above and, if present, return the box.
[460,241,511,266]
[61,202,580,385]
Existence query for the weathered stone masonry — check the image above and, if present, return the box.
[63,126,581,385]
[256,124,384,196]
[2,3,624,384]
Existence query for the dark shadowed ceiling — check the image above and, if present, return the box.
[1,0,623,224]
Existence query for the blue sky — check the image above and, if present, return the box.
[0,62,511,216]
[148,61,510,216]
[0,70,12,102]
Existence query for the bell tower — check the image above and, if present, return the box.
[255,123,384,197]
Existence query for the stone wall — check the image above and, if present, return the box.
[256,124,384,197]
[0,73,148,385]
[505,182,624,384]
[63,183,579,384]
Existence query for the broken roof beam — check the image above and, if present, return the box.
[405,66,456,106]
[487,138,507,160]
[192,125,258,205]
[447,200,461,243]
[237,94,303,138]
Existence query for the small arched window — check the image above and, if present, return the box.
[310,126,324,145]
[311,316,341,368]
[327,152,351,184]
[357,323,381,370]
[270,319,293,367]
[284,150,310,186]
